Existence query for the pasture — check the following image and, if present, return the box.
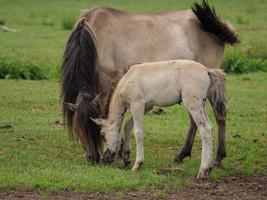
[0,0,267,198]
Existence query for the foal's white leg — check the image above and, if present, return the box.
[130,102,145,171]
[184,99,213,179]
[122,107,153,166]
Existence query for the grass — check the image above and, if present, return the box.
[0,72,266,192]
[0,0,266,77]
[0,0,266,193]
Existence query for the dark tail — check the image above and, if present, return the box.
[192,0,240,45]
[60,16,101,161]
[208,69,227,120]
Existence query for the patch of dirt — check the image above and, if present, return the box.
[0,176,266,200]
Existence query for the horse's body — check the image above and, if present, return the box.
[61,1,238,163]
[91,60,226,179]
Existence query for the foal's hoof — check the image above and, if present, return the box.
[197,167,212,180]
[132,161,143,172]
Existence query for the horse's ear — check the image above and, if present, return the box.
[63,102,77,112]
[90,117,105,126]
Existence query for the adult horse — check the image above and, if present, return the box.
[61,0,239,164]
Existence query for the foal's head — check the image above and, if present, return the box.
[91,118,122,163]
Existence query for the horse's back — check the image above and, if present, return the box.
[84,7,223,72]
[119,60,210,107]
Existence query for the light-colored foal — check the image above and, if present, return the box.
[92,59,226,179]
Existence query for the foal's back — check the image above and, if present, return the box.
[118,60,211,107]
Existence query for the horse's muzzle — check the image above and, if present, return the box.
[101,149,116,164]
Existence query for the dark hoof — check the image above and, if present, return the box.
[123,159,131,166]
[213,160,224,169]
[173,150,191,164]
[173,156,183,164]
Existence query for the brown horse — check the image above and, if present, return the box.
[61,0,239,164]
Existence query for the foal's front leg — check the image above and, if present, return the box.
[122,117,133,166]
[130,102,145,171]
[122,107,153,167]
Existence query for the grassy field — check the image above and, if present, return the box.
[0,0,267,194]
[0,73,266,192]
[0,0,267,78]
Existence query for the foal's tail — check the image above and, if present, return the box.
[207,69,227,120]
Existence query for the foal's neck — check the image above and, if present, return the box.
[107,90,126,132]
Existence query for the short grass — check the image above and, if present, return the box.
[0,0,267,78]
[0,72,266,192]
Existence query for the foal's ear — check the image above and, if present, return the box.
[63,102,77,112]
[90,117,105,126]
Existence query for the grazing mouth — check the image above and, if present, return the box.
[101,149,116,164]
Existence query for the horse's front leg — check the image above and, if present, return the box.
[130,102,145,171]
[174,113,197,163]
[122,117,133,166]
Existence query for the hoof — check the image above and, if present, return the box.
[173,156,183,164]
[122,149,131,165]
[123,159,131,166]
[132,161,143,172]
[197,167,212,180]
[213,160,224,169]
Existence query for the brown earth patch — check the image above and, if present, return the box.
[0,175,266,200]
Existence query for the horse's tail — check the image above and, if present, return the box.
[207,69,227,120]
[60,16,101,161]
[192,0,240,45]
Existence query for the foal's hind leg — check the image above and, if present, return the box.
[174,113,197,163]
[184,98,213,179]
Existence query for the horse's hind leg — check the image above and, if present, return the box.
[214,112,226,168]
[174,113,197,163]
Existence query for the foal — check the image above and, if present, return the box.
[91,60,226,179]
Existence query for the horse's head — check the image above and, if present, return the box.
[64,92,102,163]
[90,117,122,164]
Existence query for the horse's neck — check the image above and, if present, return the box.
[98,70,127,116]
[107,90,126,132]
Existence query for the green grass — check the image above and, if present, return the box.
[0,0,267,78]
[0,72,266,192]
[0,0,266,193]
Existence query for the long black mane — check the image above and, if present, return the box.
[60,14,101,161]
[192,0,240,45]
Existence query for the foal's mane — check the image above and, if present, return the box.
[102,67,130,117]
